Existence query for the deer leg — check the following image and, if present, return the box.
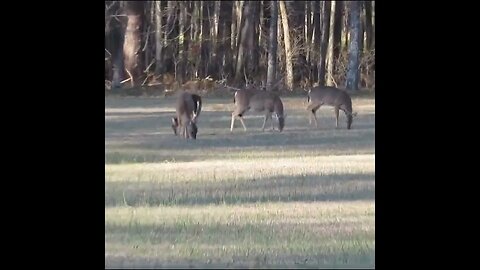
[271,114,275,131]
[311,109,319,128]
[262,113,271,132]
[307,105,320,128]
[230,114,236,132]
[239,116,247,131]
[334,107,340,128]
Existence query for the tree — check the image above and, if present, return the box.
[318,1,331,86]
[279,1,293,91]
[266,0,278,91]
[123,1,145,87]
[200,1,213,78]
[326,1,336,86]
[346,1,361,90]
[154,1,163,76]
[234,1,253,84]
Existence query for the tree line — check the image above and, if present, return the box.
[105,1,375,92]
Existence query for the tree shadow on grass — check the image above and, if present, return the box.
[105,172,375,207]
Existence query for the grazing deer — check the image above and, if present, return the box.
[306,86,357,129]
[171,91,202,139]
[230,86,285,132]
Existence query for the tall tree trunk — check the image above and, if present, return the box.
[342,3,349,54]
[144,2,152,76]
[364,1,373,51]
[371,1,375,49]
[288,1,305,84]
[346,1,361,90]
[221,1,233,80]
[333,1,343,69]
[318,1,331,86]
[231,1,238,65]
[311,1,320,82]
[193,0,201,78]
[306,1,313,68]
[266,0,278,91]
[177,1,186,83]
[234,1,250,84]
[213,1,220,44]
[111,18,125,89]
[123,1,145,87]
[247,1,260,80]
[184,1,192,80]
[279,1,293,91]
[164,1,177,74]
[326,1,336,86]
[200,1,213,78]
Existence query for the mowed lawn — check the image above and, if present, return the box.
[105,93,375,268]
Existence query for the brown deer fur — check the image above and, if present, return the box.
[306,86,357,129]
[171,91,202,139]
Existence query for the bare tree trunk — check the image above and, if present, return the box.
[318,1,331,86]
[247,1,260,79]
[221,1,233,79]
[235,1,244,51]
[143,2,152,76]
[279,1,293,91]
[364,0,373,51]
[306,1,313,68]
[234,1,251,84]
[184,1,192,80]
[164,1,177,75]
[213,1,220,44]
[371,1,375,49]
[154,1,164,75]
[177,1,186,83]
[342,2,349,53]
[333,1,343,68]
[123,1,145,87]
[111,19,125,89]
[266,0,278,91]
[106,2,125,89]
[200,1,213,78]
[193,0,201,78]
[311,1,320,83]
[346,1,361,90]
[326,1,336,86]
[231,1,238,62]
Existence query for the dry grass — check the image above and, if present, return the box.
[105,93,375,268]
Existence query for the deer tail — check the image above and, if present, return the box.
[192,94,202,120]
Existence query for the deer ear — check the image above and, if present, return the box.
[172,117,178,125]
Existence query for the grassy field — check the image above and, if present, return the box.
[105,93,375,268]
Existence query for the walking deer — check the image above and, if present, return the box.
[230,86,285,132]
[171,91,202,139]
[306,86,357,129]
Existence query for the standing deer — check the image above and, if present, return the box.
[171,91,202,139]
[230,86,285,132]
[306,86,357,129]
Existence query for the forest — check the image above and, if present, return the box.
[105,1,375,93]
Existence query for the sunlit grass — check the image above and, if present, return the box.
[105,95,375,268]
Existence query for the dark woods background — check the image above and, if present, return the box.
[105,1,375,93]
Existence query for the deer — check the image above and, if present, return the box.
[306,86,357,129]
[171,91,202,139]
[230,82,285,133]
